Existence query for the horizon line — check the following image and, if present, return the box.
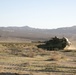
[0,25,75,29]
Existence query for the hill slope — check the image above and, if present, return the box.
[0,26,76,41]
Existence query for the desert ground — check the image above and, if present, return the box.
[0,41,76,75]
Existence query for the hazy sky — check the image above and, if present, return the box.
[0,0,76,29]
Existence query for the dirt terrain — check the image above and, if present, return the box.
[0,42,76,75]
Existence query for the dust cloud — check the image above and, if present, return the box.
[68,45,76,50]
[66,40,76,50]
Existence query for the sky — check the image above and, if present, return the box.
[0,0,76,29]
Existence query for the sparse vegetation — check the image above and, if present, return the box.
[0,42,76,75]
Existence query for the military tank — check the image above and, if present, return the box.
[37,36,71,50]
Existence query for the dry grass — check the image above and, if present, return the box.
[0,42,76,75]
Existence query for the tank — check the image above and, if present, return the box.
[37,36,71,50]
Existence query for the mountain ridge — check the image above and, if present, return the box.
[0,25,76,41]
